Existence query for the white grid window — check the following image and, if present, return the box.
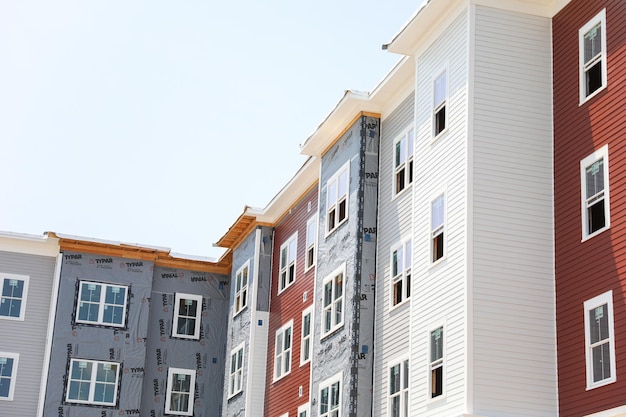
[429,326,444,399]
[165,368,196,416]
[0,274,29,321]
[279,233,298,293]
[391,240,412,307]
[322,266,344,338]
[301,306,313,365]
[319,373,341,417]
[0,352,19,401]
[228,343,244,398]
[66,359,120,406]
[326,162,350,235]
[389,358,409,417]
[75,281,128,327]
[394,128,414,195]
[433,70,447,137]
[581,145,610,240]
[298,403,310,417]
[584,290,616,389]
[579,9,607,103]
[234,261,249,316]
[172,293,202,340]
[305,216,317,270]
[431,194,445,263]
[274,320,293,380]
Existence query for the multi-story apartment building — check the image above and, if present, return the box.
[553,0,626,416]
[0,231,59,416]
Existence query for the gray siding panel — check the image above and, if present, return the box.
[0,250,56,416]
[471,6,557,416]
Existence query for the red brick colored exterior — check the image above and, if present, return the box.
[553,1,626,415]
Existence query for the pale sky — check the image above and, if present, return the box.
[0,1,421,259]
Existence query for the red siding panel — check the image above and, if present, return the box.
[554,0,626,416]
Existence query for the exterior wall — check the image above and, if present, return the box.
[43,251,153,417]
[141,266,229,417]
[222,226,273,417]
[410,7,468,416]
[372,91,414,417]
[0,242,58,417]
[264,187,318,417]
[471,5,557,416]
[310,114,379,417]
[553,0,626,416]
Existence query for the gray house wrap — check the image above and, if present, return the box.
[44,251,153,417]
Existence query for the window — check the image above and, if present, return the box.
[584,291,616,389]
[0,352,19,401]
[165,368,196,416]
[0,274,29,320]
[389,358,409,417]
[429,326,444,399]
[326,162,350,234]
[394,128,414,195]
[66,359,120,406]
[322,266,344,338]
[298,403,310,417]
[319,373,341,417]
[234,261,249,316]
[75,281,128,327]
[305,216,317,270]
[274,320,293,380]
[301,306,312,365]
[279,233,298,293]
[433,70,447,137]
[579,9,607,103]
[172,293,202,340]
[431,194,445,263]
[391,240,412,307]
[581,145,610,240]
[228,343,244,398]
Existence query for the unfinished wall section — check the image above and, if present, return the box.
[141,266,229,417]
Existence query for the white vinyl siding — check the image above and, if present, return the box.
[472,6,557,416]
[579,9,607,104]
[584,291,616,389]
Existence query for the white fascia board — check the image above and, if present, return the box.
[471,0,571,17]
[0,231,59,257]
[51,232,171,252]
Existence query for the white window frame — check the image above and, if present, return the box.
[75,281,128,327]
[428,324,445,400]
[584,290,616,390]
[228,342,245,398]
[172,293,203,340]
[326,161,350,236]
[0,273,29,321]
[390,240,412,308]
[305,215,317,271]
[65,358,120,406]
[433,69,448,138]
[388,356,409,417]
[234,260,249,316]
[430,192,446,264]
[581,145,610,241]
[579,9,607,104]
[165,367,196,416]
[393,127,415,197]
[321,264,345,338]
[279,232,298,293]
[300,305,313,366]
[319,372,342,417]
[274,320,293,381]
[298,403,310,417]
[0,352,19,401]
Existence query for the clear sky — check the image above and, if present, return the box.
[0,1,422,259]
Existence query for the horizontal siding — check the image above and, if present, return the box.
[0,250,56,416]
[411,7,468,416]
[553,0,626,415]
[471,6,557,416]
[373,90,414,417]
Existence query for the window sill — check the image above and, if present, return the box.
[233,306,248,318]
[277,280,296,296]
[300,359,311,367]
[272,371,292,384]
[304,263,315,273]
[430,255,447,269]
[586,376,616,391]
[392,184,413,202]
[389,298,410,314]
[581,225,610,243]
[325,218,348,239]
[579,84,607,106]
[227,390,243,401]
[321,324,344,341]
[432,128,448,144]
